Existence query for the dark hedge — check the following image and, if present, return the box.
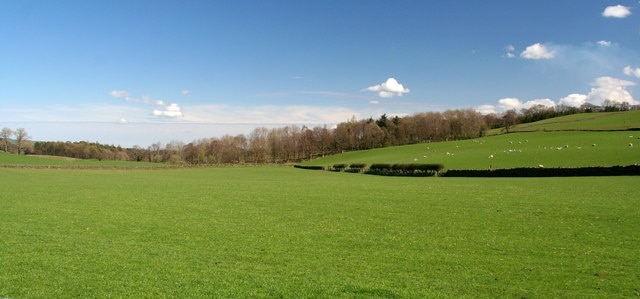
[441,165,640,177]
[293,165,325,170]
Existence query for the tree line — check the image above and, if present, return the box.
[6,103,638,164]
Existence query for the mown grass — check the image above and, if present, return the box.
[1,167,639,297]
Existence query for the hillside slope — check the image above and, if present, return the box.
[507,110,640,132]
[304,111,640,170]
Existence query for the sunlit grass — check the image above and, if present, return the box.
[305,131,640,170]
[0,152,166,168]
[1,167,638,297]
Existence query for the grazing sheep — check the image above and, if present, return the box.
[629,143,634,147]
[489,154,494,159]
[538,164,544,168]
[592,144,596,147]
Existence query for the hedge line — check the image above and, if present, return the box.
[295,164,640,177]
[295,163,445,176]
[293,164,325,170]
[441,165,640,177]
[366,163,444,177]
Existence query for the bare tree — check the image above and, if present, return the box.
[15,128,30,155]
[1,127,13,153]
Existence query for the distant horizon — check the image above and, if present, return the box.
[2,1,639,147]
[6,104,635,149]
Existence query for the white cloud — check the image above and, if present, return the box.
[474,104,497,114]
[153,103,183,118]
[623,66,640,78]
[559,94,588,107]
[370,100,380,104]
[602,5,631,18]
[520,43,555,59]
[504,45,516,58]
[586,76,637,105]
[181,90,190,95]
[109,90,130,98]
[522,98,556,109]
[596,40,612,47]
[477,97,557,114]
[479,76,637,113]
[498,98,522,110]
[363,78,410,98]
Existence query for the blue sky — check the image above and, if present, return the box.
[1,1,639,147]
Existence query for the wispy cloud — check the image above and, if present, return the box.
[255,90,356,99]
[363,78,410,98]
[153,103,183,118]
[109,89,182,119]
[623,66,640,78]
[109,90,130,98]
[182,104,363,124]
[520,43,555,59]
[602,5,631,18]
[504,45,516,58]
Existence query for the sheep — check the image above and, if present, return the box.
[629,143,634,147]
[538,164,544,168]
[489,154,494,159]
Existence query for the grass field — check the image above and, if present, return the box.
[1,167,639,297]
[509,110,640,132]
[304,130,640,170]
[0,152,165,168]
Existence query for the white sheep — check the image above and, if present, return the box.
[629,143,634,147]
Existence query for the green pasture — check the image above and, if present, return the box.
[511,110,640,132]
[0,152,165,168]
[305,131,640,170]
[1,167,639,297]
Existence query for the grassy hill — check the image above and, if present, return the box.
[304,111,640,169]
[494,110,640,133]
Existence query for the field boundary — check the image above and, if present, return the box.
[439,165,640,177]
[295,164,640,177]
[0,164,173,170]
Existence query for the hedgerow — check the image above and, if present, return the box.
[366,163,444,177]
[293,165,325,170]
[441,165,640,177]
